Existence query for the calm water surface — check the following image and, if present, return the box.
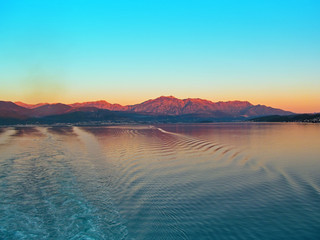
[0,123,319,239]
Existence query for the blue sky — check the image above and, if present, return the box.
[0,0,319,112]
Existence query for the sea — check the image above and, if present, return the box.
[0,123,319,239]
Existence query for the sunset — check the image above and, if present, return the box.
[1,1,320,239]
[1,1,320,113]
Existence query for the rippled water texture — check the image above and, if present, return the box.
[0,123,320,239]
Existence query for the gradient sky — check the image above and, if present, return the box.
[0,0,319,113]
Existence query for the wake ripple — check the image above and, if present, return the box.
[1,125,320,239]
[0,127,129,239]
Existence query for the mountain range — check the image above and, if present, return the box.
[0,96,293,124]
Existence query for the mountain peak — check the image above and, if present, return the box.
[14,102,49,109]
[152,96,180,101]
[160,95,177,99]
[70,100,127,111]
[129,96,256,116]
[1,97,293,121]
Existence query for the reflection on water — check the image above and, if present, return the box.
[47,126,77,136]
[12,127,44,137]
[0,123,320,239]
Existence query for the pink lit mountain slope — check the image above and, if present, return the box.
[126,96,292,117]
[70,100,128,111]
[63,96,292,117]
[3,96,293,120]
[0,101,32,119]
[30,103,73,117]
[14,102,48,109]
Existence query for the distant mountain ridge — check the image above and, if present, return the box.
[14,102,49,109]
[1,96,293,124]
[69,96,292,117]
[70,100,128,111]
[126,96,282,117]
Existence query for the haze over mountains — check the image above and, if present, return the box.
[1,96,293,124]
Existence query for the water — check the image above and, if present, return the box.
[0,123,319,239]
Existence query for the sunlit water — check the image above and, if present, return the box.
[0,123,319,239]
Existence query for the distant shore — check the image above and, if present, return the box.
[249,113,320,123]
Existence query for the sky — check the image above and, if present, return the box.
[0,0,319,113]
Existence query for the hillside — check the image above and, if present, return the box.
[0,96,294,125]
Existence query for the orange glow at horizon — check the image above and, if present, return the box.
[3,92,319,114]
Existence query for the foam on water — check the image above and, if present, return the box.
[0,124,320,239]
